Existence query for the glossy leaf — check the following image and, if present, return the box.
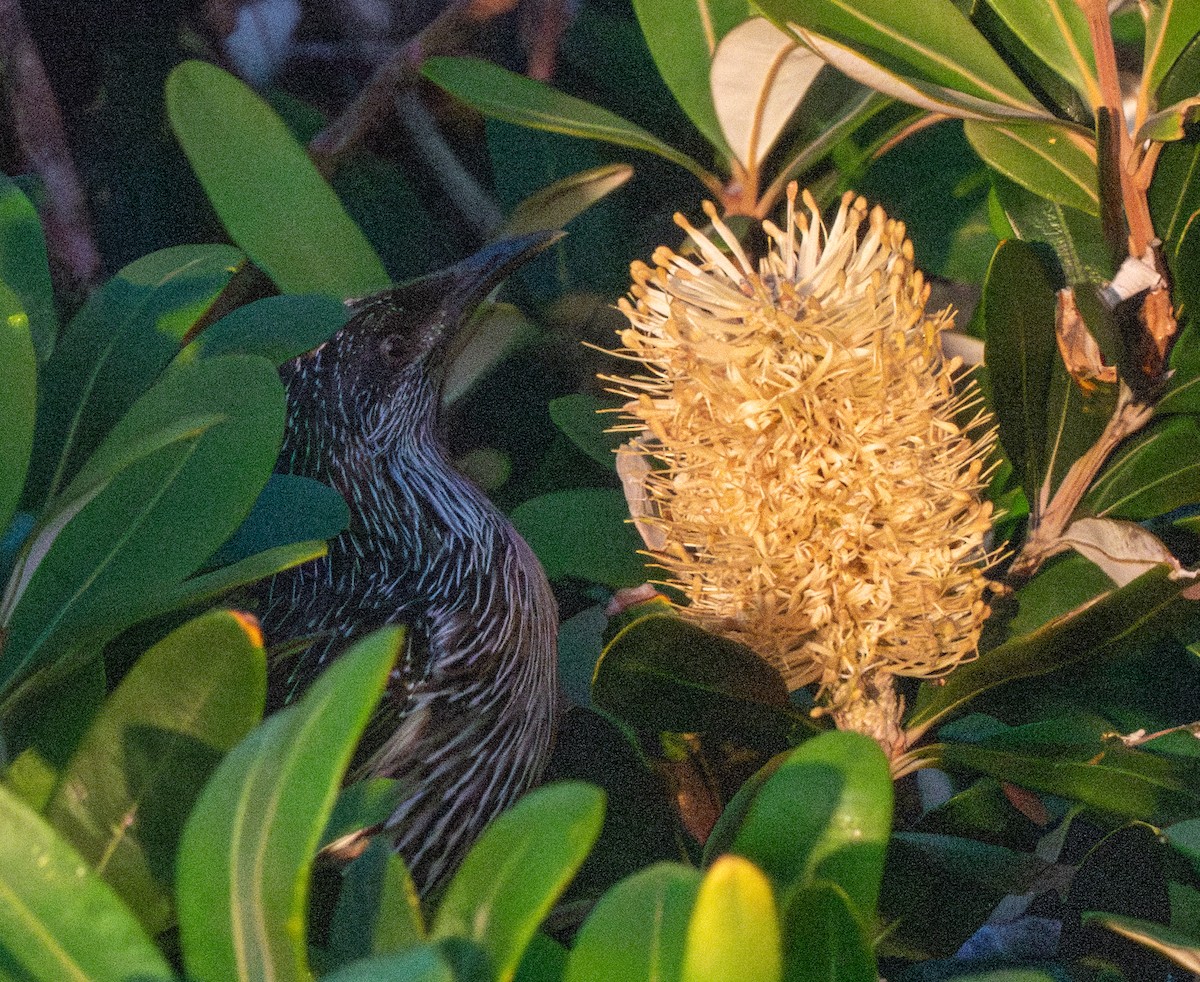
[1149,136,1200,256]
[564,862,701,982]
[2,355,285,686]
[1166,818,1200,875]
[591,611,806,743]
[166,60,390,297]
[782,881,876,982]
[1041,355,1117,507]
[981,240,1058,501]
[548,393,623,471]
[45,609,267,934]
[0,176,56,361]
[498,164,634,238]
[328,839,424,965]
[26,244,244,506]
[731,730,893,918]
[321,779,403,850]
[511,487,647,587]
[1142,0,1200,97]
[965,120,1100,216]
[321,947,454,982]
[0,282,36,537]
[907,566,1185,733]
[681,855,781,982]
[443,302,538,407]
[0,782,174,982]
[1085,913,1200,975]
[756,0,1044,115]
[176,627,401,982]
[983,0,1098,108]
[422,57,717,190]
[432,781,605,982]
[177,293,349,367]
[710,18,824,172]
[632,0,747,155]
[1084,416,1200,519]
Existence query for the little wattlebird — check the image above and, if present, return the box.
[258,231,562,893]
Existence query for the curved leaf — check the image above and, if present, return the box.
[0,281,36,537]
[45,609,267,934]
[681,855,781,982]
[319,946,453,982]
[178,293,349,367]
[176,627,402,982]
[564,862,701,982]
[1085,913,1200,975]
[1143,0,1200,98]
[328,839,424,965]
[548,393,623,472]
[166,60,389,297]
[0,175,56,361]
[0,782,174,982]
[422,57,718,191]
[782,881,876,982]
[498,163,634,238]
[432,781,606,982]
[966,119,1100,216]
[1084,415,1200,519]
[984,0,1099,108]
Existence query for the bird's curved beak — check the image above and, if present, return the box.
[439,229,564,325]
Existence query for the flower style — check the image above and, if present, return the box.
[605,184,999,749]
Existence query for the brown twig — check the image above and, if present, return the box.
[0,0,100,287]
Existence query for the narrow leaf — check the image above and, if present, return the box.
[0,175,57,361]
[966,119,1100,216]
[1143,0,1200,97]
[984,0,1099,108]
[1084,913,1200,974]
[1084,415,1200,519]
[681,856,781,982]
[0,282,36,536]
[166,60,390,297]
[498,164,634,238]
[328,839,424,965]
[176,627,402,982]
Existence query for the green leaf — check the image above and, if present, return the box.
[1149,137,1200,256]
[498,164,634,238]
[443,302,539,408]
[177,293,349,367]
[1084,913,1200,975]
[548,394,623,472]
[981,241,1058,500]
[966,120,1100,216]
[328,839,424,965]
[432,781,606,982]
[1041,356,1117,508]
[0,781,174,981]
[321,778,403,850]
[1166,818,1200,876]
[782,881,876,982]
[205,473,348,569]
[0,281,36,536]
[320,946,454,982]
[1083,416,1200,519]
[564,862,701,982]
[907,566,1185,733]
[0,175,56,361]
[731,730,893,918]
[26,244,244,507]
[44,609,266,934]
[2,355,285,688]
[166,60,390,297]
[176,627,402,982]
[511,488,647,587]
[983,0,1098,108]
[422,57,718,191]
[1142,0,1200,98]
[681,855,781,982]
[756,0,1045,115]
[591,612,807,743]
[632,0,747,156]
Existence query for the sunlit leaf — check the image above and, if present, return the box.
[1084,913,1200,975]
[0,782,174,982]
[1142,0,1200,98]
[681,855,781,982]
[167,60,389,297]
[1061,517,1181,587]
[0,175,56,361]
[966,120,1100,215]
[984,0,1098,108]
[176,628,401,982]
[711,18,824,171]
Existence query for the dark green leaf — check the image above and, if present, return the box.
[178,293,349,367]
[981,240,1058,499]
[176,627,401,982]
[0,782,174,981]
[1165,818,1200,875]
[731,730,892,919]
[1149,136,1200,257]
[511,488,647,587]
[45,609,266,934]
[548,394,623,472]
[0,175,57,361]
[1041,354,1117,508]
[321,778,403,850]
[205,473,348,569]
[907,566,1185,733]
[432,782,605,982]
[682,855,781,982]
[982,0,1097,107]
[320,946,454,982]
[25,244,244,506]
[515,933,568,982]
[965,120,1100,216]
[498,164,634,238]
[1084,416,1200,519]
[422,57,717,190]
[166,60,390,297]
[565,862,701,982]
[0,281,36,536]
[591,611,806,743]
[1083,913,1200,976]
[1142,0,1200,96]
[328,839,424,965]
[782,881,876,982]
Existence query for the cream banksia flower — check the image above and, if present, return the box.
[605,184,999,753]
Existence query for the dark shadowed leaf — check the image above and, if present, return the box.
[548,394,623,472]
[0,281,36,537]
[1083,914,1200,975]
[432,782,605,982]
[782,881,876,982]
[1166,818,1200,875]
[178,293,349,366]
[328,839,424,965]
[44,609,266,934]
[1083,415,1200,519]
[0,782,174,982]
[320,946,454,982]
[498,164,634,238]
[0,175,56,361]
[176,627,401,982]
[166,60,390,297]
[565,861,701,982]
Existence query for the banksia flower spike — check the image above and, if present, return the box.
[605,184,1000,754]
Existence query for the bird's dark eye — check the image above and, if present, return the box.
[380,334,404,360]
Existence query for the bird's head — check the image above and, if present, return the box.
[290,230,561,443]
